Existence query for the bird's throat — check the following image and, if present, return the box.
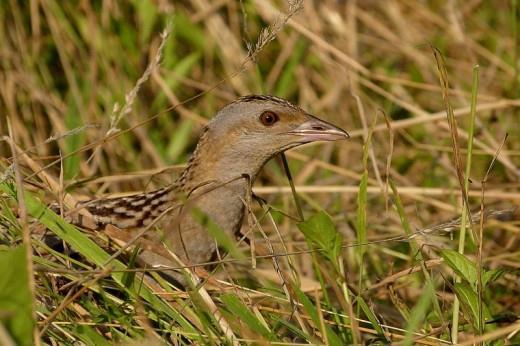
[174,130,257,237]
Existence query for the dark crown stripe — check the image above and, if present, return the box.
[233,95,300,111]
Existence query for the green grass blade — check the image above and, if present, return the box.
[0,246,34,346]
[294,286,344,346]
[402,280,434,346]
[297,211,342,267]
[0,181,199,336]
[356,296,388,342]
[220,293,278,342]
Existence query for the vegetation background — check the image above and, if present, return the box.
[0,0,519,345]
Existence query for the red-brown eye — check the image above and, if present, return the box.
[259,111,279,126]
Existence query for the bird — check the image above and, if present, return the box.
[67,95,349,284]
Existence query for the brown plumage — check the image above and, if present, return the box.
[70,95,349,283]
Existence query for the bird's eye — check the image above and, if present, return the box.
[259,111,279,126]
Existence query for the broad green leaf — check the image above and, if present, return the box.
[220,294,277,341]
[298,211,342,265]
[482,268,506,288]
[440,249,477,287]
[0,246,33,346]
[454,282,491,332]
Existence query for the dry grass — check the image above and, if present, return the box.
[0,1,519,345]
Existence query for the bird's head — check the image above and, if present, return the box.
[182,95,349,186]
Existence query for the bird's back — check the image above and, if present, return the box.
[71,186,179,230]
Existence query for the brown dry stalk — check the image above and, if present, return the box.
[253,185,520,200]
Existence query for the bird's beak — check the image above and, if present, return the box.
[287,117,350,142]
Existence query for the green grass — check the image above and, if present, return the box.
[1,1,520,345]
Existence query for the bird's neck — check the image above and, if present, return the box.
[176,128,267,193]
[173,129,269,236]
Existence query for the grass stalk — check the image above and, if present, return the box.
[6,119,41,346]
[513,0,518,89]
[281,152,305,221]
[451,65,479,344]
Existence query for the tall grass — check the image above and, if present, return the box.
[1,1,519,345]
